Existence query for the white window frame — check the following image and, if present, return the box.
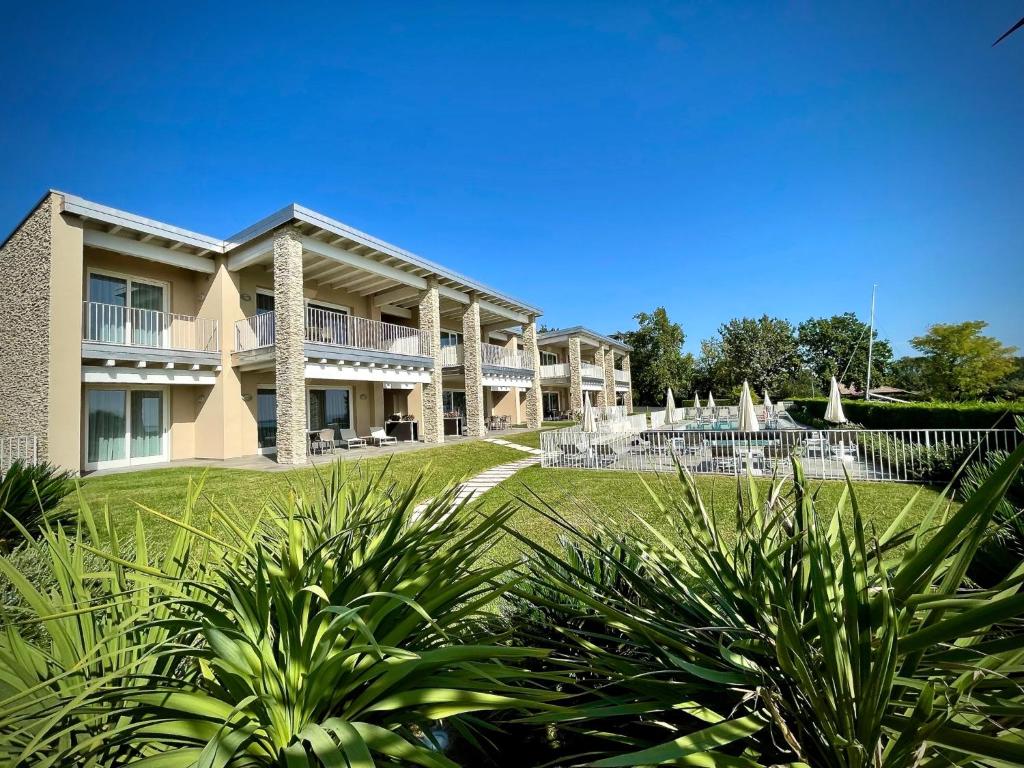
[540,350,559,366]
[87,268,171,348]
[440,330,462,348]
[306,385,354,433]
[542,390,560,416]
[255,288,275,313]
[255,387,278,455]
[82,384,171,471]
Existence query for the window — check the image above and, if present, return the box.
[440,330,462,348]
[87,272,167,347]
[85,387,168,469]
[308,388,352,432]
[443,389,467,416]
[540,351,559,366]
[306,301,350,345]
[257,389,277,452]
[542,392,560,418]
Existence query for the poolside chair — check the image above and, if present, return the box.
[310,428,335,455]
[338,428,367,450]
[369,427,397,446]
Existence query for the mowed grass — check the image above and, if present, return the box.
[503,421,576,449]
[57,441,525,548]
[469,464,953,564]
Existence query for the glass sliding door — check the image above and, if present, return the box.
[130,282,165,347]
[257,389,277,453]
[255,292,276,347]
[308,388,351,432]
[130,391,164,460]
[84,387,168,470]
[88,273,128,344]
[542,391,560,419]
[87,390,127,465]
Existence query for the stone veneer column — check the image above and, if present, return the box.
[603,346,617,407]
[594,346,608,407]
[273,227,307,465]
[568,335,583,416]
[462,295,486,437]
[418,280,444,443]
[622,353,633,413]
[522,316,543,429]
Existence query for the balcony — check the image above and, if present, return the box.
[82,301,219,353]
[440,343,533,370]
[540,363,570,379]
[614,369,629,383]
[234,308,429,358]
[581,363,604,379]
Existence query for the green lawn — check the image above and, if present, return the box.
[57,440,525,547]
[469,464,952,564]
[503,421,575,449]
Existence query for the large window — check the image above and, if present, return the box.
[440,330,462,348]
[308,388,352,432]
[540,351,559,366]
[85,387,167,470]
[542,391,560,419]
[443,389,467,417]
[87,272,167,347]
[257,389,277,453]
[306,301,350,345]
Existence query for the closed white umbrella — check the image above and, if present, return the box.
[737,380,760,432]
[763,391,773,411]
[665,387,677,424]
[693,393,702,409]
[582,393,597,432]
[825,377,848,424]
[707,392,716,409]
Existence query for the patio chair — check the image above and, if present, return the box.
[310,428,336,455]
[369,427,398,446]
[338,428,367,450]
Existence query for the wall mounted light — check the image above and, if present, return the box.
[196,395,206,405]
[241,393,253,402]
[359,393,368,400]
[241,293,252,302]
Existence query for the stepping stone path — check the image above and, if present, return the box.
[413,438,541,516]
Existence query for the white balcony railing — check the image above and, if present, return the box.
[305,307,428,356]
[83,301,219,353]
[0,434,38,472]
[581,363,604,378]
[234,309,428,357]
[615,369,629,383]
[481,342,532,369]
[540,363,570,379]
[440,344,463,366]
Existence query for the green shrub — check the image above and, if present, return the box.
[511,446,1024,766]
[0,461,74,550]
[788,397,1024,429]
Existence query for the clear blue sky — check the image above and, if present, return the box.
[2,2,1021,356]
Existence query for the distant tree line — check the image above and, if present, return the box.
[616,308,1020,406]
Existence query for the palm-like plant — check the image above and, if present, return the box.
[511,443,1024,766]
[62,464,563,766]
[0,460,74,550]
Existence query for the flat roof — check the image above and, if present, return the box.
[538,326,631,352]
[4,190,542,318]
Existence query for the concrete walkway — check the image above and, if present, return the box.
[414,437,542,515]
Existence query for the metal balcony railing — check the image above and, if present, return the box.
[233,309,428,357]
[83,301,219,353]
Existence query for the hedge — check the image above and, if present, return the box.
[787,398,1024,430]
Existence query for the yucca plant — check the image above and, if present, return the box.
[0,461,74,550]
[60,463,563,767]
[0,479,237,767]
[509,442,1024,766]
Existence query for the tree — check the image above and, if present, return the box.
[702,315,801,397]
[889,356,930,394]
[797,312,893,393]
[910,321,1018,400]
[618,308,693,406]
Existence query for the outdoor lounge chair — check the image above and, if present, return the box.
[338,428,367,450]
[310,428,335,455]
[369,427,397,446]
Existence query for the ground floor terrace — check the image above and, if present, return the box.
[77,373,538,474]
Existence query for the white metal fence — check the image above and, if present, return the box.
[83,301,219,353]
[541,426,1023,483]
[1,435,38,472]
[581,363,604,378]
[234,309,428,357]
[481,342,532,369]
[540,363,570,379]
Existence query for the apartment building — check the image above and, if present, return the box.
[537,327,632,419]
[0,191,563,473]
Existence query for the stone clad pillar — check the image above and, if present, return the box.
[462,294,486,437]
[523,316,543,429]
[568,335,583,417]
[603,346,616,408]
[417,280,444,443]
[622,353,633,413]
[594,346,608,407]
[273,227,307,465]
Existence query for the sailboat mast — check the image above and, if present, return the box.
[865,284,877,401]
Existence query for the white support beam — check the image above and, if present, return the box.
[82,366,218,385]
[377,304,413,319]
[225,238,273,271]
[372,286,421,307]
[83,230,216,274]
[301,235,429,292]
